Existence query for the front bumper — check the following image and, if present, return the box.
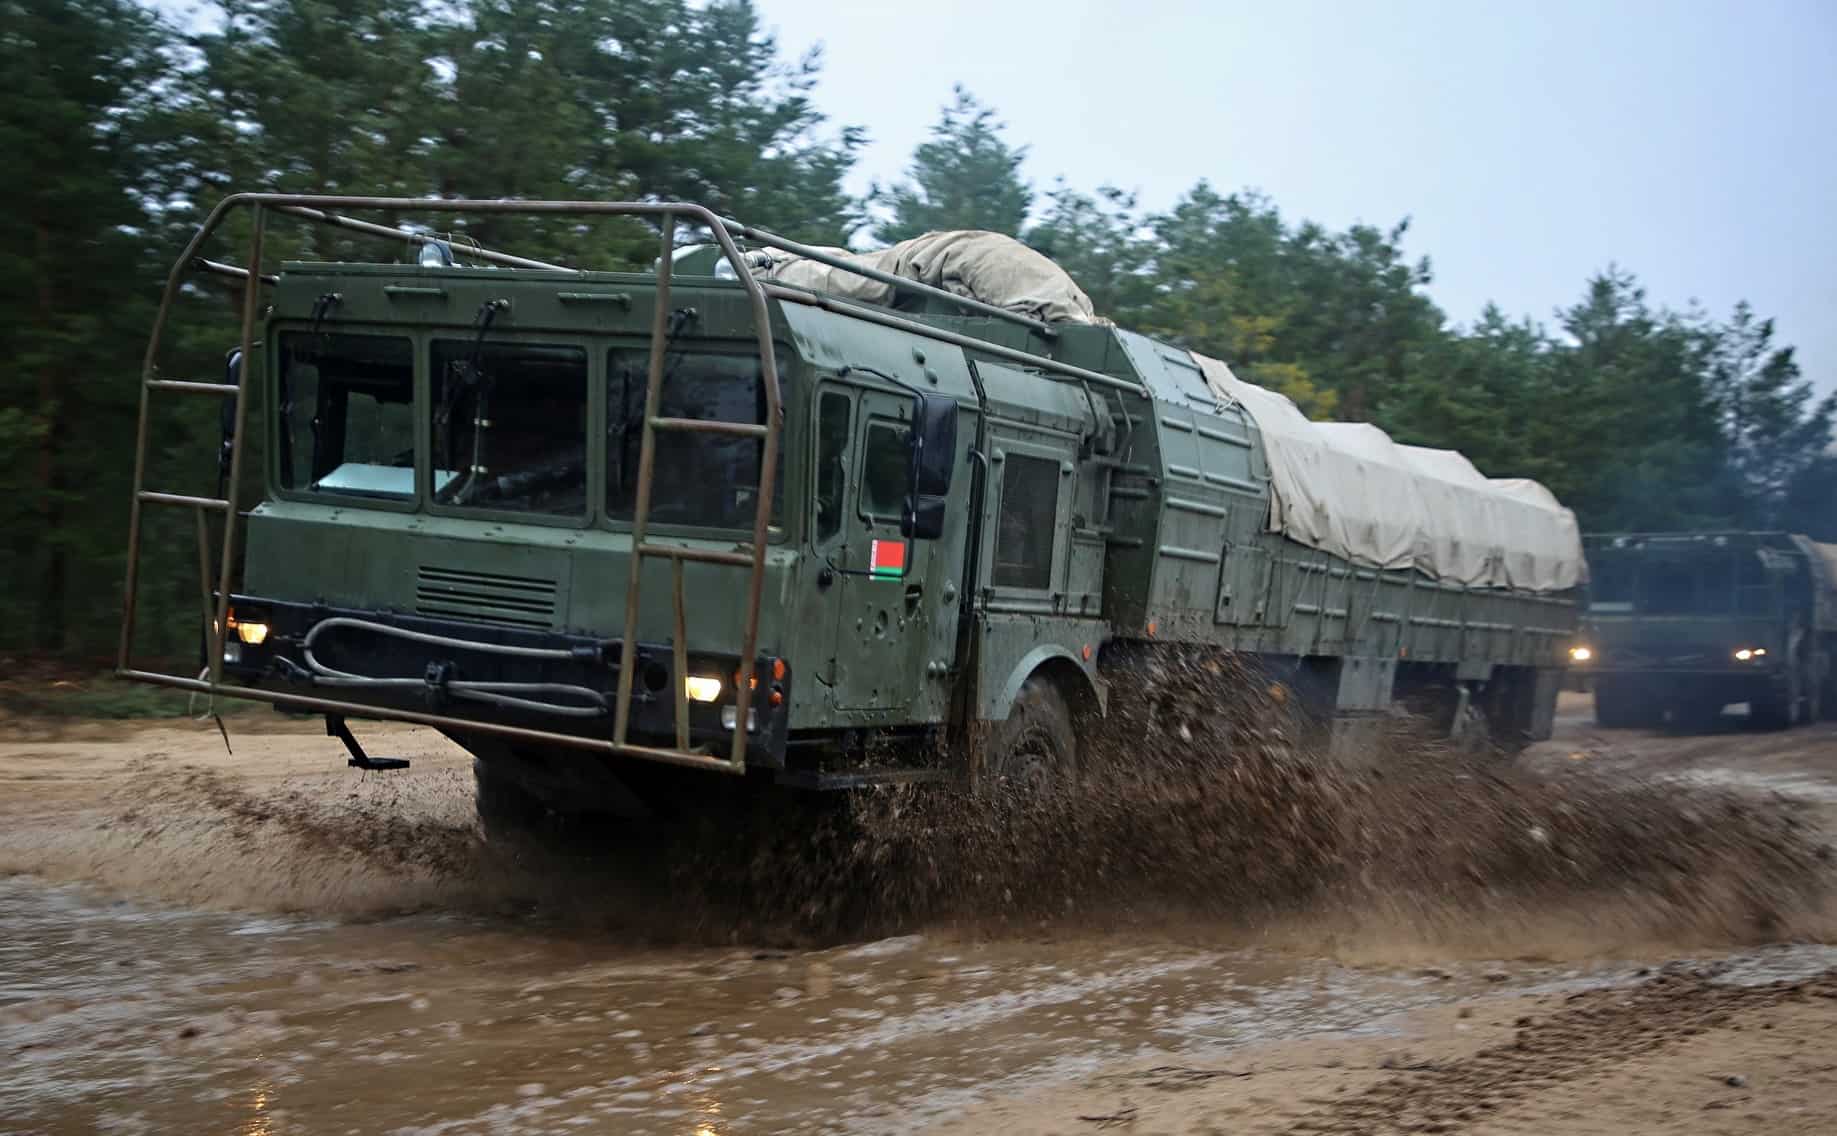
[1580,665,1786,702]
[217,595,791,764]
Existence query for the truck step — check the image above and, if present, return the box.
[326,714,411,772]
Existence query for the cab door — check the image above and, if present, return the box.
[830,388,929,712]
[805,377,971,720]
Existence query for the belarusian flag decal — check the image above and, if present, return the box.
[870,539,906,579]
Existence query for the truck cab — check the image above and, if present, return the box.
[1575,532,1833,728]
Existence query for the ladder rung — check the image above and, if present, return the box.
[649,417,769,439]
[139,490,230,512]
[148,379,240,395]
[635,544,756,568]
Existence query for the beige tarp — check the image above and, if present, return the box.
[745,230,1101,325]
[1189,352,1584,593]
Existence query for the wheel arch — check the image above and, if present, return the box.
[985,644,1106,724]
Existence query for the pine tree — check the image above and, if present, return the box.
[0,0,185,651]
[1703,301,1837,523]
[870,86,1031,244]
[1024,181,1155,323]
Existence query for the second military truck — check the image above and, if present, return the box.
[1574,532,1837,729]
[117,195,1584,824]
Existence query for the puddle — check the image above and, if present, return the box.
[0,876,1630,1135]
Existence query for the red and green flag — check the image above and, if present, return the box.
[870,539,906,579]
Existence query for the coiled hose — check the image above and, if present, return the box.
[298,616,610,718]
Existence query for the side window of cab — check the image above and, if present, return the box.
[813,390,851,543]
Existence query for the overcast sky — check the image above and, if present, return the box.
[757,0,1835,394]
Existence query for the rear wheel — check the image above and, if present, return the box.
[983,675,1077,794]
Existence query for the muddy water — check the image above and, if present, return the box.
[1,874,1627,1136]
[4,700,1835,1134]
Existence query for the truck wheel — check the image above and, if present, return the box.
[984,675,1077,794]
[1749,663,1802,731]
[474,757,550,841]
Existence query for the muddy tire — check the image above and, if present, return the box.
[473,758,549,840]
[983,674,1077,794]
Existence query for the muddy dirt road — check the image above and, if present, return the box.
[1,695,1834,1134]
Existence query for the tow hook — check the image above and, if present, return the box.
[423,659,458,710]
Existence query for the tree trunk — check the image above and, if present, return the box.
[33,219,66,651]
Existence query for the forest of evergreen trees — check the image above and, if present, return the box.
[6,0,1833,659]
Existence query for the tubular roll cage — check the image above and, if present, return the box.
[118,194,1149,774]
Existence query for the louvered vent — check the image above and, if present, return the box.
[416,566,557,630]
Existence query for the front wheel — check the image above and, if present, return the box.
[983,675,1077,794]
[473,758,550,841]
[1749,664,1803,731]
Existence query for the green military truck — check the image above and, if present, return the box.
[1572,532,1837,729]
[117,196,1583,823]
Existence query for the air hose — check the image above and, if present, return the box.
[297,617,610,719]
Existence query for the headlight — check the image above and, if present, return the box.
[1733,647,1766,662]
[226,607,270,645]
[1568,645,1593,663]
[684,675,723,703]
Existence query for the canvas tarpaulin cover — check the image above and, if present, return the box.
[744,230,1101,325]
[1188,352,1584,593]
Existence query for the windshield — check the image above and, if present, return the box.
[1588,549,1774,616]
[279,332,415,499]
[275,331,785,529]
[606,348,783,529]
[432,341,588,515]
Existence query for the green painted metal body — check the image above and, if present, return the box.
[230,259,1577,757]
[122,197,1582,779]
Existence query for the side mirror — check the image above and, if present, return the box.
[903,494,947,541]
[901,393,957,540]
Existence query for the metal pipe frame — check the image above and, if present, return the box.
[117,670,755,773]
[120,194,781,775]
[117,192,1129,776]
[273,204,573,272]
[759,283,1148,396]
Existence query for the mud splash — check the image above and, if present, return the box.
[666,653,1832,946]
[3,657,1830,954]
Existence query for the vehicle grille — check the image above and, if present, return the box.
[1604,645,1724,668]
[415,565,558,630]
